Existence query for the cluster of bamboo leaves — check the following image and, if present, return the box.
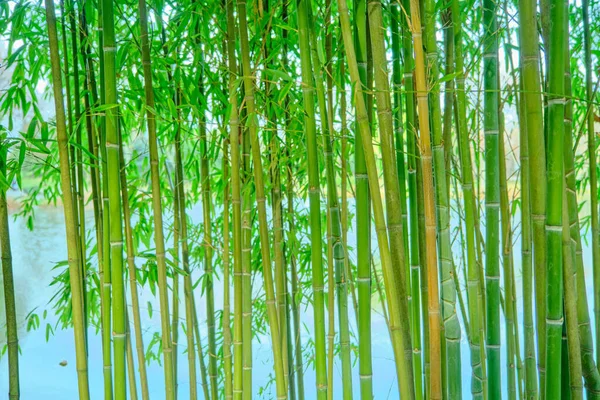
[0,0,599,398]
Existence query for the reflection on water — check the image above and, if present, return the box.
[0,198,597,399]
[0,203,398,399]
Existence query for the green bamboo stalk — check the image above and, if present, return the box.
[100,0,126,395]
[295,0,328,397]
[582,0,600,366]
[407,0,442,396]
[223,137,234,400]
[237,1,287,397]
[517,40,537,399]
[43,2,90,396]
[262,1,290,393]
[482,0,501,394]
[173,111,199,400]
[561,18,583,398]
[338,1,415,397]
[442,10,454,196]
[240,86,253,400]
[367,1,415,392]
[517,0,547,390]
[544,0,566,395]
[400,0,423,396]
[118,124,150,400]
[305,8,352,397]
[562,181,582,400]
[193,13,218,396]
[281,5,298,399]
[135,0,175,395]
[67,0,87,332]
[560,23,600,396]
[95,1,113,396]
[78,2,103,339]
[172,172,180,400]
[224,0,243,396]
[0,143,19,400]
[450,0,485,396]
[499,123,516,400]
[390,0,410,303]
[422,0,462,393]
[352,0,373,397]
[285,121,305,400]
[125,310,138,400]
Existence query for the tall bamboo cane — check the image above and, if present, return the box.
[96,0,113,394]
[237,1,287,397]
[0,143,19,400]
[295,0,328,397]
[43,2,90,396]
[173,109,199,400]
[99,0,127,395]
[352,0,373,397]
[337,1,415,397]
[422,0,462,394]
[517,0,547,391]
[193,10,218,396]
[406,0,442,396]
[482,0,501,394]
[367,0,415,390]
[399,2,424,396]
[450,0,486,396]
[224,0,243,396]
[223,137,233,400]
[544,0,566,395]
[118,125,150,400]
[135,0,175,396]
[582,0,600,362]
[305,6,353,397]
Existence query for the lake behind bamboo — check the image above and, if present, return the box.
[0,196,597,399]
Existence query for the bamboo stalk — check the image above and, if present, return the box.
[517,0,547,391]
[118,124,150,400]
[338,0,415,397]
[135,0,176,396]
[582,0,600,367]
[223,137,234,400]
[173,108,199,400]
[352,0,373,397]
[482,0,501,394]
[237,1,287,397]
[0,143,19,400]
[407,0,442,396]
[422,0,462,393]
[224,0,244,396]
[450,0,485,396]
[295,0,328,397]
[193,10,218,396]
[43,2,90,396]
[544,0,566,395]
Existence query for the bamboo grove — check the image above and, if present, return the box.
[0,0,599,397]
